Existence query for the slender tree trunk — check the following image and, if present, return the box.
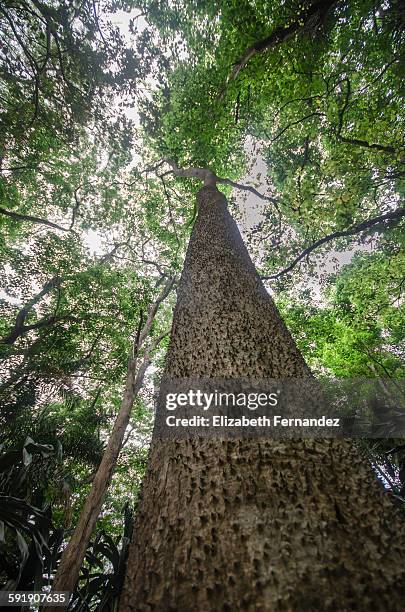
[44,281,173,612]
[42,361,144,612]
[121,185,405,611]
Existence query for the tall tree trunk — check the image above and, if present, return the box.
[121,185,405,611]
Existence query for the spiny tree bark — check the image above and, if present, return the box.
[121,184,405,611]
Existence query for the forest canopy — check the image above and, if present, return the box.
[0,0,403,606]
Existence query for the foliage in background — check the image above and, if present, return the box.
[0,0,178,602]
[0,0,404,606]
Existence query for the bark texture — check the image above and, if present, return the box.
[121,185,405,611]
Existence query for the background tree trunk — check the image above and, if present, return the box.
[121,186,405,611]
[44,282,172,612]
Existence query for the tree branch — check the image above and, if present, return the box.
[338,135,397,155]
[227,0,338,82]
[69,186,82,230]
[218,177,279,209]
[137,277,176,349]
[271,112,325,143]
[132,309,145,358]
[165,160,217,186]
[160,160,279,208]
[336,78,398,154]
[0,206,70,232]
[1,277,61,345]
[261,208,405,280]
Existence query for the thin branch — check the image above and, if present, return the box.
[338,135,397,155]
[357,57,399,94]
[98,240,130,265]
[271,112,325,143]
[0,206,70,232]
[132,310,144,359]
[261,208,405,280]
[226,0,338,82]
[140,258,168,278]
[159,174,182,249]
[69,187,82,230]
[218,177,279,210]
[137,277,176,349]
[337,78,398,154]
[1,277,61,345]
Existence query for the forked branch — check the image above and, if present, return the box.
[1,277,62,345]
[155,160,278,208]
